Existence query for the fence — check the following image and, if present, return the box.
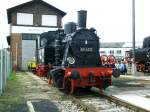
[0,48,12,95]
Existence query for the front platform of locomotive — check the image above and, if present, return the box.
[62,10,113,94]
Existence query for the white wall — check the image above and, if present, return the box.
[100,47,132,59]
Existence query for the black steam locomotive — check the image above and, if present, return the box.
[36,10,113,94]
[126,36,150,72]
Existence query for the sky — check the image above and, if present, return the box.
[0,0,150,48]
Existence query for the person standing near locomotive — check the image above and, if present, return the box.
[119,60,127,75]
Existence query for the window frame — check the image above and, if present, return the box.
[17,13,33,25]
[41,15,57,26]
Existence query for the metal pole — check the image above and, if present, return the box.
[0,49,2,95]
[16,43,18,71]
[4,49,6,89]
[132,0,136,75]
[36,35,40,64]
[10,52,12,72]
[9,23,14,72]
[0,46,3,95]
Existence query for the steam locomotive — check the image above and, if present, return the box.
[126,36,150,72]
[36,10,114,94]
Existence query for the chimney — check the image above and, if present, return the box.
[64,22,76,34]
[77,10,87,29]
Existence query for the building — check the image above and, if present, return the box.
[7,0,66,70]
[100,42,142,60]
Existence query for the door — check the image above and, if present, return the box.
[21,34,37,70]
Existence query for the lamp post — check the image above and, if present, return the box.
[132,0,136,75]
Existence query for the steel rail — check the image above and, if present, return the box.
[99,92,150,112]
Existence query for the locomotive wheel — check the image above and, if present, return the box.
[103,80,109,90]
[51,72,58,87]
[56,78,63,88]
[84,86,92,91]
[112,69,120,78]
[65,78,71,94]
[85,86,92,90]
[52,77,57,87]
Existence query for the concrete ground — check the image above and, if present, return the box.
[105,71,150,111]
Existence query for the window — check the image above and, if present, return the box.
[100,51,105,53]
[17,13,33,25]
[117,50,121,54]
[110,50,114,54]
[42,15,57,26]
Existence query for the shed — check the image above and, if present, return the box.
[7,0,66,70]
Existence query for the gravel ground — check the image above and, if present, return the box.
[2,72,150,112]
[25,72,85,112]
[0,72,85,112]
[78,95,134,112]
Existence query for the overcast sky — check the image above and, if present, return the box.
[1,0,150,48]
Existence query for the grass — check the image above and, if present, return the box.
[8,71,17,80]
[0,72,27,112]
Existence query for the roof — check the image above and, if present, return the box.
[7,0,66,23]
[100,42,143,48]
[100,42,125,48]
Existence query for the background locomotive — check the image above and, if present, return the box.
[126,36,150,72]
[36,10,114,94]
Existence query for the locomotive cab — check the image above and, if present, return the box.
[36,31,63,77]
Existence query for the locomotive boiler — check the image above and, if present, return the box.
[36,10,113,94]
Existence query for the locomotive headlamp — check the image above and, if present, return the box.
[67,57,75,64]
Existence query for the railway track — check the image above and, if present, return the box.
[99,92,149,112]
[69,92,132,112]
[68,89,150,112]
[37,74,149,112]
